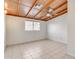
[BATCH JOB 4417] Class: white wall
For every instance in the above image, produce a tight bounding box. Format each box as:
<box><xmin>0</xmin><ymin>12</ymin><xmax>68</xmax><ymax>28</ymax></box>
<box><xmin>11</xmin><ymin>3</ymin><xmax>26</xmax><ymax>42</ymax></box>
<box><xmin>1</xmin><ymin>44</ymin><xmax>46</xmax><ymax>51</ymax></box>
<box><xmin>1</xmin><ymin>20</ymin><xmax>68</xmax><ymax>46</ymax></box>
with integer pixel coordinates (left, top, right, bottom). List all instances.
<box><xmin>67</xmin><ymin>0</ymin><xmax>75</xmax><ymax>57</ymax></box>
<box><xmin>6</xmin><ymin>15</ymin><xmax>47</xmax><ymax>46</ymax></box>
<box><xmin>47</xmin><ymin>14</ymin><xmax>67</xmax><ymax>44</ymax></box>
<box><xmin>47</xmin><ymin>0</ymin><xmax>75</xmax><ymax>56</ymax></box>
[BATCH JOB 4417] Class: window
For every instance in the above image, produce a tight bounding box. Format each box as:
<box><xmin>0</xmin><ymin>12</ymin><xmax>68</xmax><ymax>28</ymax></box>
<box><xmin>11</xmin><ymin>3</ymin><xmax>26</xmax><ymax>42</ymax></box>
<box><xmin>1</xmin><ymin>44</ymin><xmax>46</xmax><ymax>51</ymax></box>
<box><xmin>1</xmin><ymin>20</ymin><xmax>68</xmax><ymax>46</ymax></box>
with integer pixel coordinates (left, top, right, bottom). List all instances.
<box><xmin>25</xmin><ymin>21</ymin><xmax>33</xmax><ymax>31</ymax></box>
<box><xmin>25</xmin><ymin>21</ymin><xmax>40</xmax><ymax>31</ymax></box>
<box><xmin>34</xmin><ymin>22</ymin><xmax>40</xmax><ymax>31</ymax></box>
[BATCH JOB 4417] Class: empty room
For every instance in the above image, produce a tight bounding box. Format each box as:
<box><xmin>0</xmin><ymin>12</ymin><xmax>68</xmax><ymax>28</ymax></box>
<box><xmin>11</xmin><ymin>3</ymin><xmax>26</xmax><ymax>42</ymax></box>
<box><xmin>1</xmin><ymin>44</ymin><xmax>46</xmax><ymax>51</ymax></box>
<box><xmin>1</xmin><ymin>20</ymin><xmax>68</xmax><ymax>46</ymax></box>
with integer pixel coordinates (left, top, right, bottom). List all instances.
<box><xmin>4</xmin><ymin>0</ymin><xmax>75</xmax><ymax>59</ymax></box>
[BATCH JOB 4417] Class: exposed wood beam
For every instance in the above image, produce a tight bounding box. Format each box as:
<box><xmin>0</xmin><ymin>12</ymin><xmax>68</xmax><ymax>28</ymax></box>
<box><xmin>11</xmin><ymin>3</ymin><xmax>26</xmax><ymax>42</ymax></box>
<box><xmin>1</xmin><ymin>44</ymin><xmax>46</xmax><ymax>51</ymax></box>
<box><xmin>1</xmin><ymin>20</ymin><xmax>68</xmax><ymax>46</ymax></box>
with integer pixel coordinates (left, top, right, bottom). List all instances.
<box><xmin>53</xmin><ymin>1</ymin><xmax>67</xmax><ymax>10</ymax></box>
<box><xmin>11</xmin><ymin>0</ymin><xmax>39</xmax><ymax>10</ymax></box>
<box><xmin>6</xmin><ymin>0</ymin><xmax>68</xmax><ymax>21</ymax></box>
<box><xmin>6</xmin><ymin>13</ymin><xmax>46</xmax><ymax>21</ymax></box>
<box><xmin>40</xmin><ymin>1</ymin><xmax>67</xmax><ymax>19</ymax></box>
<box><xmin>53</xmin><ymin>10</ymin><xmax>67</xmax><ymax>18</ymax></box>
<box><xmin>39</xmin><ymin>14</ymin><xmax>46</xmax><ymax>19</ymax></box>
<box><xmin>25</xmin><ymin>0</ymin><xmax>38</xmax><ymax>16</ymax></box>
<box><xmin>44</xmin><ymin>7</ymin><xmax>67</xmax><ymax>19</ymax></box>
<box><xmin>47</xmin><ymin>10</ymin><xmax>67</xmax><ymax>21</ymax></box>
<box><xmin>34</xmin><ymin>0</ymin><xmax>55</xmax><ymax>17</ymax></box>
<box><xmin>57</xmin><ymin>8</ymin><xmax>67</xmax><ymax>14</ymax></box>
<box><xmin>44</xmin><ymin>8</ymin><xmax>67</xmax><ymax>19</ymax></box>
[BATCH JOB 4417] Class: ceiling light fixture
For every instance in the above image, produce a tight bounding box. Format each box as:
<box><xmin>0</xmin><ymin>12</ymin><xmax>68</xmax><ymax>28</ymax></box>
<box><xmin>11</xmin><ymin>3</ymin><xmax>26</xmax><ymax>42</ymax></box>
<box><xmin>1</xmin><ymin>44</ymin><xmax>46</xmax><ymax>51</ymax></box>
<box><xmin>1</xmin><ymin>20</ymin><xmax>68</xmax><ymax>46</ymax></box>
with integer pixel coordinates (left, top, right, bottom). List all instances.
<box><xmin>46</xmin><ymin>13</ymin><xmax>52</xmax><ymax>17</ymax></box>
<box><xmin>47</xmin><ymin>7</ymin><xmax>53</xmax><ymax>12</ymax></box>
<box><xmin>46</xmin><ymin>7</ymin><xmax>53</xmax><ymax>17</ymax></box>
<box><xmin>35</xmin><ymin>3</ymin><xmax>43</xmax><ymax>9</ymax></box>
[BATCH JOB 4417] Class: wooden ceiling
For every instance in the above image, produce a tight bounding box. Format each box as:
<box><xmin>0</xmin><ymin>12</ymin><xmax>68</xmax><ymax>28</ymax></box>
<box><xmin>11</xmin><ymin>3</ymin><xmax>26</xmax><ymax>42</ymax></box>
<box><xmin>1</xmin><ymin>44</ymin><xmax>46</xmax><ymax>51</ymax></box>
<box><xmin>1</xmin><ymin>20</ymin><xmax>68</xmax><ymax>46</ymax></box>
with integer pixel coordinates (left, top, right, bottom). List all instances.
<box><xmin>5</xmin><ymin>0</ymin><xmax>68</xmax><ymax>21</ymax></box>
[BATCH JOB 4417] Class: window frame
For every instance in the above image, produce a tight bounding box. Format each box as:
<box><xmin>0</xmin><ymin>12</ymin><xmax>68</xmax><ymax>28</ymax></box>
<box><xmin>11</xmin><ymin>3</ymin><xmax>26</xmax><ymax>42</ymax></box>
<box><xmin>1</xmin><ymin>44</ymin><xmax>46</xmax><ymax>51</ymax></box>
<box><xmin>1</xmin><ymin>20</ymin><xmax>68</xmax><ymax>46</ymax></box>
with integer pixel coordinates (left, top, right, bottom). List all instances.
<box><xmin>25</xmin><ymin>21</ymin><xmax>40</xmax><ymax>31</ymax></box>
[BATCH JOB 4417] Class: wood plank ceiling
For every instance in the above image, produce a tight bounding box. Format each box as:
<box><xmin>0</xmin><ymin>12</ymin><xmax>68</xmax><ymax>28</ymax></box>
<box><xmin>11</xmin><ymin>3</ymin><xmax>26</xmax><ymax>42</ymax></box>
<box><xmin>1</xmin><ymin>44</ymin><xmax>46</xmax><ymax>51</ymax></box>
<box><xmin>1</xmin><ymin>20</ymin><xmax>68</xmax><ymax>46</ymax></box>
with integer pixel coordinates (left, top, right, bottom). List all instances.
<box><xmin>5</xmin><ymin>0</ymin><xmax>68</xmax><ymax>21</ymax></box>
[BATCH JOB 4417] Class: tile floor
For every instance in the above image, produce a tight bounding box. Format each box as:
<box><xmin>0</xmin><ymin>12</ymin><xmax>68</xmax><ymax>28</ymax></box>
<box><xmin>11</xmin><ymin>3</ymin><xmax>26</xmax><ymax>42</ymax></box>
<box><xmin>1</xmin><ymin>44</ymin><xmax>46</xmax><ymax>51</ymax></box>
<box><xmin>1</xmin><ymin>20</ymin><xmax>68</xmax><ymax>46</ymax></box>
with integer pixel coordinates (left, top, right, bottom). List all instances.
<box><xmin>5</xmin><ymin>40</ymin><xmax>74</xmax><ymax>59</ymax></box>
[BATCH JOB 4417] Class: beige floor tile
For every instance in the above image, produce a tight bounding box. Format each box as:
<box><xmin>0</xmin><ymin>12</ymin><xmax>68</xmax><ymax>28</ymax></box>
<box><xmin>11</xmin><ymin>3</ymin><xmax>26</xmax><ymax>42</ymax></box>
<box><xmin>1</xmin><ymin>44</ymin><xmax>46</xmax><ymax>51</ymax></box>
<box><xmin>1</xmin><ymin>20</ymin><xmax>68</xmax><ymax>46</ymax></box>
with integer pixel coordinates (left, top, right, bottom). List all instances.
<box><xmin>5</xmin><ymin>40</ymin><xmax>74</xmax><ymax>59</ymax></box>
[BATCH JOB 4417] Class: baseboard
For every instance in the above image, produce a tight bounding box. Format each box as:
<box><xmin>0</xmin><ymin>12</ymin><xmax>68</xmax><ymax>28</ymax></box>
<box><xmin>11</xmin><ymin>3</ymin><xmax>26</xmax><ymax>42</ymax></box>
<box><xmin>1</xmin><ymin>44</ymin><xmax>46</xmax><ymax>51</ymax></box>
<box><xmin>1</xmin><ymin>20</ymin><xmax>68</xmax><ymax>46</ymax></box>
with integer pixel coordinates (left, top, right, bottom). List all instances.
<box><xmin>49</xmin><ymin>39</ymin><xmax>67</xmax><ymax>46</ymax></box>
<box><xmin>6</xmin><ymin>39</ymin><xmax>48</xmax><ymax>47</ymax></box>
